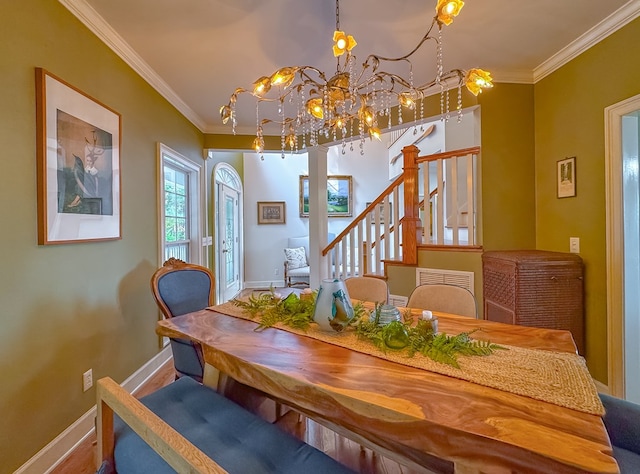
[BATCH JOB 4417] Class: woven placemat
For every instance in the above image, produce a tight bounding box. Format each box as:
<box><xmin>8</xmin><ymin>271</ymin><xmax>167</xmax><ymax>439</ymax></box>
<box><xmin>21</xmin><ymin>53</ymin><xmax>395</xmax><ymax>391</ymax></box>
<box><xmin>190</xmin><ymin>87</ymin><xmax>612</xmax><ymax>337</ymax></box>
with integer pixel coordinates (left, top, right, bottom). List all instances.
<box><xmin>208</xmin><ymin>302</ymin><xmax>604</xmax><ymax>415</ymax></box>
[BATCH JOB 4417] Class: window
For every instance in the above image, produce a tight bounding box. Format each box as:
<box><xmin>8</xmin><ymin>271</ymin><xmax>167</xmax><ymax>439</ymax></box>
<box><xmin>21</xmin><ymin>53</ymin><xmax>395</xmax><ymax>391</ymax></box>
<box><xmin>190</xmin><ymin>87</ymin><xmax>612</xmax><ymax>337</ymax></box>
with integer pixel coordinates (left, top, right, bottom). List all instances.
<box><xmin>163</xmin><ymin>163</ymin><xmax>189</xmax><ymax>260</ymax></box>
<box><xmin>158</xmin><ymin>144</ymin><xmax>203</xmax><ymax>264</ymax></box>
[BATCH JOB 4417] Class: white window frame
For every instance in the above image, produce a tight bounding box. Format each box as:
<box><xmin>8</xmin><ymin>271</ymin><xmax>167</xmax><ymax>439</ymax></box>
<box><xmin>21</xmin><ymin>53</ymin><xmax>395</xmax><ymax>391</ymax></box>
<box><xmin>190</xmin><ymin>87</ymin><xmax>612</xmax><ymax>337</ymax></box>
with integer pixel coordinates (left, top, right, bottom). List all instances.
<box><xmin>157</xmin><ymin>143</ymin><xmax>205</xmax><ymax>265</ymax></box>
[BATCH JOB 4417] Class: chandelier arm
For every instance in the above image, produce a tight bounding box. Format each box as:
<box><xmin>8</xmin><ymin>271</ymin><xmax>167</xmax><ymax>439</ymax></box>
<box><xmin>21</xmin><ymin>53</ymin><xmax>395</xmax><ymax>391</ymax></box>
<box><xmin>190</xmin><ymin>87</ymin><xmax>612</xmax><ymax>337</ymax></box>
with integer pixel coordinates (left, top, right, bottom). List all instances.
<box><xmin>371</xmin><ymin>72</ymin><xmax>415</xmax><ymax>91</ymax></box>
<box><xmin>298</xmin><ymin>66</ymin><xmax>330</xmax><ymax>81</ymax></box>
<box><xmin>364</xmin><ymin>18</ymin><xmax>439</xmax><ymax>67</ymax></box>
<box><xmin>298</xmin><ymin>69</ymin><xmax>329</xmax><ymax>86</ymax></box>
<box><xmin>413</xmin><ymin>69</ymin><xmax>466</xmax><ymax>92</ymax></box>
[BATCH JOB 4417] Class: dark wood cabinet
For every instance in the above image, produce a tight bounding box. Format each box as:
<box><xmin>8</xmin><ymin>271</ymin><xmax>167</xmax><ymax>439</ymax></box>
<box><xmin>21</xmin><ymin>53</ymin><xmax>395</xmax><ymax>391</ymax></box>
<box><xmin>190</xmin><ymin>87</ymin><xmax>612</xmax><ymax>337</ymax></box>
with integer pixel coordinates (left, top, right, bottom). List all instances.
<box><xmin>482</xmin><ymin>250</ymin><xmax>584</xmax><ymax>354</ymax></box>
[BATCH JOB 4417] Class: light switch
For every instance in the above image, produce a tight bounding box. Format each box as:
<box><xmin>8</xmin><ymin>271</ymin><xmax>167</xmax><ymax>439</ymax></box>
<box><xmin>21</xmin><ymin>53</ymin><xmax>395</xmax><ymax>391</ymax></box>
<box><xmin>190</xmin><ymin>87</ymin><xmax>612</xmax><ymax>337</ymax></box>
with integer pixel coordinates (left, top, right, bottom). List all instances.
<box><xmin>569</xmin><ymin>237</ymin><xmax>580</xmax><ymax>254</ymax></box>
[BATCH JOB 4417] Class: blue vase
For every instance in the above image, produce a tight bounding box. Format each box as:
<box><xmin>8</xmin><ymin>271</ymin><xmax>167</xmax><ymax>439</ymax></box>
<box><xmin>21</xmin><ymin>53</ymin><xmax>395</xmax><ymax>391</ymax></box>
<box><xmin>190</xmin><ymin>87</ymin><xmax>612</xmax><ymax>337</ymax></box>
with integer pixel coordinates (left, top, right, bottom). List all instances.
<box><xmin>313</xmin><ymin>278</ymin><xmax>355</xmax><ymax>332</ymax></box>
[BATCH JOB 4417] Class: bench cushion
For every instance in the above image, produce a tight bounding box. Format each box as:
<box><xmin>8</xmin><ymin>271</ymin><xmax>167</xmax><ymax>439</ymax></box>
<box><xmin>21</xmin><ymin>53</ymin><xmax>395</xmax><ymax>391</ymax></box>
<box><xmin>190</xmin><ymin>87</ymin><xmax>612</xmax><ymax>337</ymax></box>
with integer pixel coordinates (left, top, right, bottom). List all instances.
<box><xmin>600</xmin><ymin>393</ymin><xmax>640</xmax><ymax>473</ymax></box>
<box><xmin>287</xmin><ymin>266</ymin><xmax>310</xmax><ymax>277</ymax></box>
<box><xmin>113</xmin><ymin>376</ymin><xmax>354</xmax><ymax>473</ymax></box>
<box><xmin>613</xmin><ymin>446</ymin><xmax>640</xmax><ymax>473</ymax></box>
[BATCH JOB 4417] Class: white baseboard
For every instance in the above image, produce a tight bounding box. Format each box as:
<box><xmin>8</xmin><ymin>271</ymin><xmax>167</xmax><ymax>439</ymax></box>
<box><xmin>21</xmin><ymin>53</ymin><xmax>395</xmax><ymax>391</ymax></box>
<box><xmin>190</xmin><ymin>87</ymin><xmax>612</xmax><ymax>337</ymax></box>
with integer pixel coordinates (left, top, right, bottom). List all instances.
<box><xmin>244</xmin><ymin>280</ymin><xmax>285</xmax><ymax>289</ymax></box>
<box><xmin>15</xmin><ymin>346</ymin><xmax>172</xmax><ymax>474</ymax></box>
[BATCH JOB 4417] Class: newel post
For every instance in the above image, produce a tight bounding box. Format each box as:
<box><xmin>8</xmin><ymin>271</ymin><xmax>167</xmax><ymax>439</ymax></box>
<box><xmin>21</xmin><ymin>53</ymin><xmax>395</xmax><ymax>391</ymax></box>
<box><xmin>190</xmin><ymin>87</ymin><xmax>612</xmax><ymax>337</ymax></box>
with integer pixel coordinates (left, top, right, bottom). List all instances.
<box><xmin>402</xmin><ymin>144</ymin><xmax>421</xmax><ymax>265</ymax></box>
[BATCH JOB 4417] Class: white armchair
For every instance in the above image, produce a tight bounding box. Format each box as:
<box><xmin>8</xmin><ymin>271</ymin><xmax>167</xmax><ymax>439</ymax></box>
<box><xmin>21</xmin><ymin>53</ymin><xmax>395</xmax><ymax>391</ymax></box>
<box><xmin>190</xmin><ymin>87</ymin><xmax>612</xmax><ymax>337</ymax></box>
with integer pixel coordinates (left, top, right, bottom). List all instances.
<box><xmin>283</xmin><ymin>234</ymin><xmax>339</xmax><ymax>287</ymax></box>
<box><xmin>283</xmin><ymin>236</ymin><xmax>310</xmax><ymax>287</ymax></box>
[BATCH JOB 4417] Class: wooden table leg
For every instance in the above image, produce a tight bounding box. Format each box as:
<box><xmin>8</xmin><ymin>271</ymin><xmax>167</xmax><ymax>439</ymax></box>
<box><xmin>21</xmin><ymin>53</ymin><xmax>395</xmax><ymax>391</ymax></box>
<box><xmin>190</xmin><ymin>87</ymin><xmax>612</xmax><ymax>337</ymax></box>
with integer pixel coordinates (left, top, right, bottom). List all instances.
<box><xmin>203</xmin><ymin>362</ymin><xmax>220</xmax><ymax>389</ymax></box>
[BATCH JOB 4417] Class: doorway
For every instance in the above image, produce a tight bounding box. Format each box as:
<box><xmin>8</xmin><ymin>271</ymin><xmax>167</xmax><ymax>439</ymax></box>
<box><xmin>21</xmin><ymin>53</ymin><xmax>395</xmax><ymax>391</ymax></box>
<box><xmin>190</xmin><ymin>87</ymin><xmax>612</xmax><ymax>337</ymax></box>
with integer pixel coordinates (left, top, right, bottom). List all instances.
<box><xmin>605</xmin><ymin>94</ymin><xmax>640</xmax><ymax>402</ymax></box>
<box><xmin>214</xmin><ymin>163</ymin><xmax>243</xmax><ymax>303</ymax></box>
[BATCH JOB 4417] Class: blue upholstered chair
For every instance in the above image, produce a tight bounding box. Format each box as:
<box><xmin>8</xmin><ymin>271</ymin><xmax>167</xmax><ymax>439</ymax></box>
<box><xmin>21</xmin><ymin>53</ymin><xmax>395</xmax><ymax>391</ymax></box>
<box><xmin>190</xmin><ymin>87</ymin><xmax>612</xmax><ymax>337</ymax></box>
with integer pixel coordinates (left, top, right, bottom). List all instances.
<box><xmin>150</xmin><ymin>258</ymin><xmax>215</xmax><ymax>382</ymax></box>
<box><xmin>600</xmin><ymin>393</ymin><xmax>640</xmax><ymax>473</ymax></box>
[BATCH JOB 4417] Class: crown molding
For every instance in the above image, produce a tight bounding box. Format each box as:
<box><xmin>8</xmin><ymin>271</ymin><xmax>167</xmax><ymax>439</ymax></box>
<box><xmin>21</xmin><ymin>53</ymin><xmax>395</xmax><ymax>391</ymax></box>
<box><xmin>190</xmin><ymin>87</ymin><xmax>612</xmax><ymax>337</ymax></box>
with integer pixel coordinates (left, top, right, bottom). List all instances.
<box><xmin>60</xmin><ymin>0</ymin><xmax>640</xmax><ymax>131</ymax></box>
<box><xmin>491</xmin><ymin>70</ymin><xmax>534</xmax><ymax>85</ymax></box>
<box><xmin>59</xmin><ymin>0</ymin><xmax>207</xmax><ymax>132</ymax></box>
<box><xmin>534</xmin><ymin>0</ymin><xmax>640</xmax><ymax>82</ymax></box>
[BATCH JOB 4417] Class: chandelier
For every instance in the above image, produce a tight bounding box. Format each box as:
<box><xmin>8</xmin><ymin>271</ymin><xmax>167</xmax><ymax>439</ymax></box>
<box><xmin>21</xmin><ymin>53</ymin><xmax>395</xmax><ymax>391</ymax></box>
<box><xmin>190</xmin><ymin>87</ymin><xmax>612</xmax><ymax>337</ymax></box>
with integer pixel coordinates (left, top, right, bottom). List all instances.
<box><xmin>219</xmin><ymin>0</ymin><xmax>492</xmax><ymax>157</ymax></box>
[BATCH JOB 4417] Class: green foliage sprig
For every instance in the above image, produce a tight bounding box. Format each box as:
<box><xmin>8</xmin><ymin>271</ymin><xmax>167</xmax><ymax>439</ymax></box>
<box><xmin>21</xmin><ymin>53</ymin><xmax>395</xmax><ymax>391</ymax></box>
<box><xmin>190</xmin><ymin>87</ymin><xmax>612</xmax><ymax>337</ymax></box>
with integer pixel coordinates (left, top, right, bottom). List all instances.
<box><xmin>232</xmin><ymin>288</ymin><xmax>317</xmax><ymax>331</ymax></box>
<box><xmin>355</xmin><ymin>303</ymin><xmax>506</xmax><ymax>369</ymax></box>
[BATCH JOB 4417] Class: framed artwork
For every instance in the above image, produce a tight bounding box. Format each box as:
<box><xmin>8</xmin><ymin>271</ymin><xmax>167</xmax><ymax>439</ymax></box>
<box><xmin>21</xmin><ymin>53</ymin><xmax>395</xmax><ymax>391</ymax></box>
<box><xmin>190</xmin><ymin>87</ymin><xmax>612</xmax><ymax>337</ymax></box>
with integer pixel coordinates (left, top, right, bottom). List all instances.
<box><xmin>35</xmin><ymin>68</ymin><xmax>121</xmax><ymax>244</ymax></box>
<box><xmin>366</xmin><ymin>201</ymin><xmax>392</xmax><ymax>225</ymax></box>
<box><xmin>557</xmin><ymin>156</ymin><xmax>576</xmax><ymax>198</ymax></box>
<box><xmin>257</xmin><ymin>201</ymin><xmax>286</xmax><ymax>224</ymax></box>
<box><xmin>299</xmin><ymin>175</ymin><xmax>353</xmax><ymax>218</ymax></box>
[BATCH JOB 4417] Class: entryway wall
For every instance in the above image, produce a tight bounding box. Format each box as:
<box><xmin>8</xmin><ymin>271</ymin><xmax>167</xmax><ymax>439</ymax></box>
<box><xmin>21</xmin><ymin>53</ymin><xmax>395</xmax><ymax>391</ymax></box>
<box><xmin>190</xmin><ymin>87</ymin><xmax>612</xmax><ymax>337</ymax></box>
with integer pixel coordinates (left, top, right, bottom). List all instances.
<box><xmin>242</xmin><ymin>138</ymin><xmax>392</xmax><ymax>288</ymax></box>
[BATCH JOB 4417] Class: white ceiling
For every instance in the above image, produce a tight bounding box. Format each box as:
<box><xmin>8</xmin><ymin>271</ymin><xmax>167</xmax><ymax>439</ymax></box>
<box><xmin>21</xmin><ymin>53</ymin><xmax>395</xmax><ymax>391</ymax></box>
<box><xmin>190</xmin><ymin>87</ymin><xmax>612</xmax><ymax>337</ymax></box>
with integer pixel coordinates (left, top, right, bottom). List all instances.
<box><xmin>65</xmin><ymin>0</ymin><xmax>639</xmax><ymax>134</ymax></box>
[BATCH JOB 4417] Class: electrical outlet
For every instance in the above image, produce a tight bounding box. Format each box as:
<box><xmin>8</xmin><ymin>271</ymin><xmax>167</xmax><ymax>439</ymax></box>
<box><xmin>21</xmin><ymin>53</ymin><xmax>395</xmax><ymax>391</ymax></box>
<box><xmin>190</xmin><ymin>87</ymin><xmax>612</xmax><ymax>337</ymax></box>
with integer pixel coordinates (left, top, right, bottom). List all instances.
<box><xmin>569</xmin><ymin>237</ymin><xmax>580</xmax><ymax>254</ymax></box>
<box><xmin>274</xmin><ymin>268</ymin><xmax>279</xmax><ymax>276</ymax></box>
<box><xmin>82</xmin><ymin>369</ymin><xmax>93</xmax><ymax>392</ymax></box>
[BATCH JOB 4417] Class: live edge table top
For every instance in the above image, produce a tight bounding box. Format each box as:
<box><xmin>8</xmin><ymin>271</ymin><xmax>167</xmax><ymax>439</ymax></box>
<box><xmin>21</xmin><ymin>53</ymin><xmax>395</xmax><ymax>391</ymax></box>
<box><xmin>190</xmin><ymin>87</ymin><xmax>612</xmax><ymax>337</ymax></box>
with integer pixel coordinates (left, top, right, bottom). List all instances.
<box><xmin>157</xmin><ymin>308</ymin><xmax>618</xmax><ymax>474</ymax></box>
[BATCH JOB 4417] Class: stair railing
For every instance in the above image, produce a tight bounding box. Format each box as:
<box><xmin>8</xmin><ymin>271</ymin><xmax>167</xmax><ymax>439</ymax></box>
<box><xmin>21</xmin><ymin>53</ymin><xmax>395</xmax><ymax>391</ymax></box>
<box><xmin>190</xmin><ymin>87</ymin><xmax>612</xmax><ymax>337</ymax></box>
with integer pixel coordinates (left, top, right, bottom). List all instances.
<box><xmin>323</xmin><ymin>145</ymin><xmax>480</xmax><ymax>279</ymax></box>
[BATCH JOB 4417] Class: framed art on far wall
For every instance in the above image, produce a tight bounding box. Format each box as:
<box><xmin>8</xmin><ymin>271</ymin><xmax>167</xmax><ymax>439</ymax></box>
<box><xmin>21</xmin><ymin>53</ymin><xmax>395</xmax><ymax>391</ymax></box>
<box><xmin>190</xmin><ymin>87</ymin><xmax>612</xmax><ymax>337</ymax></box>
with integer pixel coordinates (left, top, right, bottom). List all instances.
<box><xmin>557</xmin><ymin>156</ymin><xmax>576</xmax><ymax>198</ymax></box>
<box><xmin>257</xmin><ymin>201</ymin><xmax>286</xmax><ymax>224</ymax></box>
<box><xmin>299</xmin><ymin>175</ymin><xmax>353</xmax><ymax>217</ymax></box>
<box><xmin>35</xmin><ymin>68</ymin><xmax>122</xmax><ymax>244</ymax></box>
<box><xmin>366</xmin><ymin>201</ymin><xmax>392</xmax><ymax>225</ymax></box>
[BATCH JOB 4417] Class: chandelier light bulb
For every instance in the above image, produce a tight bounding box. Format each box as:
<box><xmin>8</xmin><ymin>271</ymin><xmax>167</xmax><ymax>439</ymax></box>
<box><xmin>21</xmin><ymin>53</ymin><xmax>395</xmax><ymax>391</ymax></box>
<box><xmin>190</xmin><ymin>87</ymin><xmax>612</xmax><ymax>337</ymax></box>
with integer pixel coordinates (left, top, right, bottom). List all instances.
<box><xmin>306</xmin><ymin>98</ymin><xmax>324</xmax><ymax>119</ymax></box>
<box><xmin>464</xmin><ymin>68</ymin><xmax>494</xmax><ymax>96</ymax></box>
<box><xmin>369</xmin><ymin>127</ymin><xmax>382</xmax><ymax>141</ymax></box>
<box><xmin>333</xmin><ymin>30</ymin><xmax>357</xmax><ymax>57</ymax></box>
<box><xmin>252</xmin><ymin>76</ymin><xmax>271</xmax><ymax>96</ymax></box>
<box><xmin>436</xmin><ymin>0</ymin><xmax>464</xmax><ymax>26</ymax></box>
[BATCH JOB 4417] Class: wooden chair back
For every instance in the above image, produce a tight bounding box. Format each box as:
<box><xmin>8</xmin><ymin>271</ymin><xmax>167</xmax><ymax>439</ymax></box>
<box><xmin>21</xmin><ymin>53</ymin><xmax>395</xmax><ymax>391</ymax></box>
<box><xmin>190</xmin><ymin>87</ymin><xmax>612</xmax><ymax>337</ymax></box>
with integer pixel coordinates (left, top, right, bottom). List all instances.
<box><xmin>345</xmin><ymin>277</ymin><xmax>389</xmax><ymax>305</ymax></box>
<box><xmin>407</xmin><ymin>283</ymin><xmax>477</xmax><ymax>318</ymax></box>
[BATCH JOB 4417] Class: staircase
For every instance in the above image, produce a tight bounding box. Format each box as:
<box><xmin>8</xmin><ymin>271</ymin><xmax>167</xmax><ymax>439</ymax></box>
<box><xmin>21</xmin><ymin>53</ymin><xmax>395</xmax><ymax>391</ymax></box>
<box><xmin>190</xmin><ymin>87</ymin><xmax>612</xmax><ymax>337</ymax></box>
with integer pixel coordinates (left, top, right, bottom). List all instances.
<box><xmin>323</xmin><ymin>145</ymin><xmax>481</xmax><ymax>279</ymax></box>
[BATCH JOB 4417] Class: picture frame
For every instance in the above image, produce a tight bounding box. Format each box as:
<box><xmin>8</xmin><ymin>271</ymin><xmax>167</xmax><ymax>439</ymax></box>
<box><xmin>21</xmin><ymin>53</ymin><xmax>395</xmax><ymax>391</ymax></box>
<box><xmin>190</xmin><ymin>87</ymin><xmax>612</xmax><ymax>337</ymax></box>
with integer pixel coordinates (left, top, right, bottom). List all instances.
<box><xmin>366</xmin><ymin>201</ymin><xmax>392</xmax><ymax>225</ymax></box>
<box><xmin>257</xmin><ymin>201</ymin><xmax>286</xmax><ymax>224</ymax></box>
<box><xmin>35</xmin><ymin>68</ymin><xmax>121</xmax><ymax>244</ymax></box>
<box><xmin>299</xmin><ymin>175</ymin><xmax>353</xmax><ymax>218</ymax></box>
<box><xmin>557</xmin><ymin>156</ymin><xmax>576</xmax><ymax>198</ymax></box>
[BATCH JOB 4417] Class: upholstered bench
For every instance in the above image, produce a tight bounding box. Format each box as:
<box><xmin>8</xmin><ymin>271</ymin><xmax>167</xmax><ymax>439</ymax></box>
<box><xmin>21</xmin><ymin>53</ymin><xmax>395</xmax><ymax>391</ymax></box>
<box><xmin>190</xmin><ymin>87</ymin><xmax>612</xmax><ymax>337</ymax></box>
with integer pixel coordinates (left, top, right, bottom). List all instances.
<box><xmin>600</xmin><ymin>393</ymin><xmax>640</xmax><ymax>473</ymax></box>
<box><xmin>96</xmin><ymin>376</ymin><xmax>355</xmax><ymax>473</ymax></box>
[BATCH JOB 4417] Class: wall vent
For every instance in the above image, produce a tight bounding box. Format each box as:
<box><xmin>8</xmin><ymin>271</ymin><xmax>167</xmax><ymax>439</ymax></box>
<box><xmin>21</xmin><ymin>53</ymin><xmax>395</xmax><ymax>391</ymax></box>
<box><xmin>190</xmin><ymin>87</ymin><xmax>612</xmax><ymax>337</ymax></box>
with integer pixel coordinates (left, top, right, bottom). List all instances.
<box><xmin>415</xmin><ymin>268</ymin><xmax>475</xmax><ymax>294</ymax></box>
<box><xmin>389</xmin><ymin>294</ymin><xmax>408</xmax><ymax>307</ymax></box>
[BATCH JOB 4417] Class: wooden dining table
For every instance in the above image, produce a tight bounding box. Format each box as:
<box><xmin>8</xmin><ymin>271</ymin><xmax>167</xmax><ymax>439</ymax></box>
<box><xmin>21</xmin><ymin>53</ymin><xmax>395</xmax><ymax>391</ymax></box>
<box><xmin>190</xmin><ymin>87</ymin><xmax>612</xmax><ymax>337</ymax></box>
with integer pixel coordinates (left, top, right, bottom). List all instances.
<box><xmin>156</xmin><ymin>303</ymin><xmax>618</xmax><ymax>474</ymax></box>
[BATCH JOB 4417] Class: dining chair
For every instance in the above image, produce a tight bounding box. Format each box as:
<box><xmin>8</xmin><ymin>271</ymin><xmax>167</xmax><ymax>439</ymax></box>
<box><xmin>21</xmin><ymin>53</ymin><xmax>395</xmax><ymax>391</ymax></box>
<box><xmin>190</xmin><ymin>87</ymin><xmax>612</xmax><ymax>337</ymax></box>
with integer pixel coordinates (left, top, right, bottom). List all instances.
<box><xmin>345</xmin><ymin>276</ymin><xmax>389</xmax><ymax>304</ymax></box>
<box><xmin>599</xmin><ymin>392</ymin><xmax>640</xmax><ymax>473</ymax></box>
<box><xmin>407</xmin><ymin>283</ymin><xmax>477</xmax><ymax>318</ymax></box>
<box><xmin>150</xmin><ymin>257</ymin><xmax>215</xmax><ymax>382</ymax></box>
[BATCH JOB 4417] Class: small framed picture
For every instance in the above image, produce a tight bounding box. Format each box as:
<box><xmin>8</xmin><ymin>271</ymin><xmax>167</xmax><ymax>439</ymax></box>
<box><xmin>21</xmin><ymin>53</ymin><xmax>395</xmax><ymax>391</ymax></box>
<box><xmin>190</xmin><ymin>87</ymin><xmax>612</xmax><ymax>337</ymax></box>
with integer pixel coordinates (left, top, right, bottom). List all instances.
<box><xmin>257</xmin><ymin>201</ymin><xmax>285</xmax><ymax>224</ymax></box>
<box><xmin>557</xmin><ymin>156</ymin><xmax>576</xmax><ymax>198</ymax></box>
<box><xmin>366</xmin><ymin>201</ymin><xmax>392</xmax><ymax>225</ymax></box>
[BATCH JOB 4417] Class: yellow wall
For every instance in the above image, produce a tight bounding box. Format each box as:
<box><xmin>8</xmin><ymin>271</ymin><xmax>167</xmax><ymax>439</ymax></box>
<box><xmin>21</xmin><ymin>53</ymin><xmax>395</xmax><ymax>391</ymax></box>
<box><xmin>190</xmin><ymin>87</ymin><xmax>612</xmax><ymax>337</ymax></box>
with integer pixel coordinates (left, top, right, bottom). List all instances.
<box><xmin>0</xmin><ymin>0</ymin><xmax>204</xmax><ymax>470</ymax></box>
<box><xmin>534</xmin><ymin>16</ymin><xmax>640</xmax><ymax>383</ymax></box>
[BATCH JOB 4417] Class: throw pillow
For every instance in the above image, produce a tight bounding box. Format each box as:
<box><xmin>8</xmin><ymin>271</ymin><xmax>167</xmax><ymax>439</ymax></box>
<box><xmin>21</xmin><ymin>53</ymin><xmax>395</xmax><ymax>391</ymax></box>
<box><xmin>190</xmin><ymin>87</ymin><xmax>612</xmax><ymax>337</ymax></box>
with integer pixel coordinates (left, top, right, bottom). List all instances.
<box><xmin>284</xmin><ymin>246</ymin><xmax>307</xmax><ymax>270</ymax></box>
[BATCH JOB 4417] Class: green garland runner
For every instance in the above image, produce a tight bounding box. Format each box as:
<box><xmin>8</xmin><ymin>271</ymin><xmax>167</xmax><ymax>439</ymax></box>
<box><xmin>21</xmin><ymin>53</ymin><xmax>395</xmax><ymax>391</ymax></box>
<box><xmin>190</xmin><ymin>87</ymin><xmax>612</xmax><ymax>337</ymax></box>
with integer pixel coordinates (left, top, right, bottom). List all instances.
<box><xmin>231</xmin><ymin>289</ymin><xmax>318</xmax><ymax>331</ymax></box>
<box><xmin>232</xmin><ymin>289</ymin><xmax>506</xmax><ymax>369</ymax></box>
